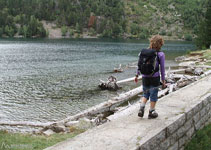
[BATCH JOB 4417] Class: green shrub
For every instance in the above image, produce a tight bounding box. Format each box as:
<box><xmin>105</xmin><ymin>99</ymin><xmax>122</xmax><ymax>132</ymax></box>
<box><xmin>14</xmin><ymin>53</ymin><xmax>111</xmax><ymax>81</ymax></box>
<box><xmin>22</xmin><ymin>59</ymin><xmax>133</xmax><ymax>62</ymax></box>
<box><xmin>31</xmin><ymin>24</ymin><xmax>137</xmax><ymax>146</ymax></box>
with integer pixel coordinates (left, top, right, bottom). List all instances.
<box><xmin>185</xmin><ymin>124</ymin><xmax>211</xmax><ymax>150</ymax></box>
<box><xmin>167</xmin><ymin>32</ymin><xmax>172</xmax><ymax>36</ymax></box>
<box><xmin>184</xmin><ymin>34</ymin><xmax>192</xmax><ymax>41</ymax></box>
<box><xmin>89</xmin><ymin>28</ymin><xmax>96</xmax><ymax>36</ymax></box>
<box><xmin>177</xmin><ymin>33</ymin><xmax>183</xmax><ymax>39</ymax></box>
<box><xmin>4</xmin><ymin>25</ymin><xmax>15</xmax><ymax>37</ymax></box>
<box><xmin>69</xmin><ymin>29</ymin><xmax>74</xmax><ymax>37</ymax></box>
<box><xmin>61</xmin><ymin>26</ymin><xmax>67</xmax><ymax>36</ymax></box>
<box><xmin>160</xmin><ymin>30</ymin><xmax>166</xmax><ymax>36</ymax></box>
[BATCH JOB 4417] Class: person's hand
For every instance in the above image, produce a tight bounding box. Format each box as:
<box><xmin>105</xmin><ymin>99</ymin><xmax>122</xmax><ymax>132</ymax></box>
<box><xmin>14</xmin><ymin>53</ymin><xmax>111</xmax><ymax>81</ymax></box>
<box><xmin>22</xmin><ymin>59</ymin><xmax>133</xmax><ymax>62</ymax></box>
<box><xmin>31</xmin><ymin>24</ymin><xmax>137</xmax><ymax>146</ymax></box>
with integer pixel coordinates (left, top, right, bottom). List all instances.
<box><xmin>134</xmin><ymin>76</ymin><xmax>138</xmax><ymax>83</ymax></box>
<box><xmin>162</xmin><ymin>81</ymin><xmax>167</xmax><ymax>89</ymax></box>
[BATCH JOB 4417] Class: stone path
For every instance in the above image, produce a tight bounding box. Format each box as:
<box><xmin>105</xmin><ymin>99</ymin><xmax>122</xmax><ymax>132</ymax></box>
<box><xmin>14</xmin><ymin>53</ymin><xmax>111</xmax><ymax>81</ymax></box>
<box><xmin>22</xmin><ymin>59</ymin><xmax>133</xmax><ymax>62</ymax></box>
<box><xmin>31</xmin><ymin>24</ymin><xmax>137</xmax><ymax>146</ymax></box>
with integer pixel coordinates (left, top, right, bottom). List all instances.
<box><xmin>45</xmin><ymin>75</ymin><xmax>211</xmax><ymax>150</ymax></box>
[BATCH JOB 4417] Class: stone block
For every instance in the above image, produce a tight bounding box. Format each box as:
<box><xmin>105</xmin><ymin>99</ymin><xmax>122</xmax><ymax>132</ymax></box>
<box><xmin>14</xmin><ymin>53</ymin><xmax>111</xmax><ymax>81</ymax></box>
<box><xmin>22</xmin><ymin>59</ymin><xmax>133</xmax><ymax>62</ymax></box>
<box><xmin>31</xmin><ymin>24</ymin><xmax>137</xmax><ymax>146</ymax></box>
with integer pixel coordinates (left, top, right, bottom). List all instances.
<box><xmin>208</xmin><ymin>109</ymin><xmax>211</xmax><ymax>117</ymax></box>
<box><xmin>184</xmin><ymin>119</ymin><xmax>193</xmax><ymax>132</ymax></box>
<box><xmin>168</xmin><ymin>142</ymin><xmax>178</xmax><ymax>150</ymax></box>
<box><xmin>176</xmin><ymin>119</ymin><xmax>193</xmax><ymax>139</ymax></box>
<box><xmin>207</xmin><ymin>95</ymin><xmax>211</xmax><ymax>103</ymax></box>
<box><xmin>159</xmin><ymin>138</ymin><xmax>171</xmax><ymax>150</ymax></box>
<box><xmin>200</xmin><ymin>107</ymin><xmax>207</xmax><ymax>117</ymax></box>
<box><xmin>205</xmin><ymin>104</ymin><xmax>210</xmax><ymax>113</ymax></box>
<box><xmin>139</xmin><ymin>142</ymin><xmax>150</xmax><ymax>150</ymax></box>
<box><xmin>202</xmin><ymin>98</ymin><xmax>209</xmax><ymax>107</ymax></box>
<box><xmin>142</xmin><ymin>129</ymin><xmax>166</xmax><ymax>150</ymax></box>
<box><xmin>179</xmin><ymin>135</ymin><xmax>188</xmax><ymax>148</ymax></box>
<box><xmin>186</xmin><ymin>127</ymin><xmax>195</xmax><ymax>139</ymax></box>
<box><xmin>201</xmin><ymin>114</ymin><xmax>209</xmax><ymax>125</ymax></box>
<box><xmin>167</xmin><ymin>115</ymin><xmax>186</xmax><ymax>137</ymax></box>
<box><xmin>193</xmin><ymin>112</ymin><xmax>200</xmax><ymax>124</ymax></box>
<box><xmin>192</xmin><ymin>102</ymin><xmax>203</xmax><ymax>115</ymax></box>
<box><xmin>194</xmin><ymin>119</ymin><xmax>202</xmax><ymax>130</ymax></box>
<box><xmin>177</xmin><ymin>126</ymin><xmax>186</xmax><ymax>139</ymax></box>
<box><xmin>186</xmin><ymin>109</ymin><xmax>194</xmax><ymax>121</ymax></box>
<box><xmin>170</xmin><ymin>132</ymin><xmax>178</xmax><ymax>146</ymax></box>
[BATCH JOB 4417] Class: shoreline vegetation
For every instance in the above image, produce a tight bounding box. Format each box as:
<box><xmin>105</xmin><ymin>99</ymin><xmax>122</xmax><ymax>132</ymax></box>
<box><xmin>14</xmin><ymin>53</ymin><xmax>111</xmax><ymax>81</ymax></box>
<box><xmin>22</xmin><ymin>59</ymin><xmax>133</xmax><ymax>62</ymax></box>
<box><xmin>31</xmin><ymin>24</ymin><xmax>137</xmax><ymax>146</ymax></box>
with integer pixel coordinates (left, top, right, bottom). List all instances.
<box><xmin>0</xmin><ymin>49</ymin><xmax>210</xmax><ymax>150</ymax></box>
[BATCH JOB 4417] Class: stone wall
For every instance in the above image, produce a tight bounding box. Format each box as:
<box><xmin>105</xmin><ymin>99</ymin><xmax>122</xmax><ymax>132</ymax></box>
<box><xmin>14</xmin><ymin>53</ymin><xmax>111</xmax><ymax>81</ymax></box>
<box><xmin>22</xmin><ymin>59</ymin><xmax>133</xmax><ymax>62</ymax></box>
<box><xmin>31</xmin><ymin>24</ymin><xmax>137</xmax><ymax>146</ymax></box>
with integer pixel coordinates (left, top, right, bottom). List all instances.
<box><xmin>138</xmin><ymin>93</ymin><xmax>211</xmax><ymax>150</ymax></box>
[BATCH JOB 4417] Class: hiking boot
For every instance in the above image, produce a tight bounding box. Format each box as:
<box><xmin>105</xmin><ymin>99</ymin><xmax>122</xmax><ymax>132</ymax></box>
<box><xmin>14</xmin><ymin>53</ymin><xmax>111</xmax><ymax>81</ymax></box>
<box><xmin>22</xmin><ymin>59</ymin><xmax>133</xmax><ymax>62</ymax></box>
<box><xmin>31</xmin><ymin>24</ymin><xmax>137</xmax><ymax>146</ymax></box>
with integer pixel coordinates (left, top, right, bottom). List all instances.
<box><xmin>148</xmin><ymin>109</ymin><xmax>158</xmax><ymax>119</ymax></box>
<box><xmin>138</xmin><ymin>106</ymin><xmax>145</xmax><ymax>117</ymax></box>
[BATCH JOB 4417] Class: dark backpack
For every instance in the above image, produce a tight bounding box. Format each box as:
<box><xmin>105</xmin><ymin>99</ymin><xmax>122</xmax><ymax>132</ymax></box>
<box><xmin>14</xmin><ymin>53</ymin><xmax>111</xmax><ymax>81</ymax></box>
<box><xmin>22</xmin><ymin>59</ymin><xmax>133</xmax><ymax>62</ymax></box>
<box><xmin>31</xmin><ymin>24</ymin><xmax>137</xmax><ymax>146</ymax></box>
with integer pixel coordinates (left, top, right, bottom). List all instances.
<box><xmin>138</xmin><ymin>49</ymin><xmax>160</xmax><ymax>75</ymax></box>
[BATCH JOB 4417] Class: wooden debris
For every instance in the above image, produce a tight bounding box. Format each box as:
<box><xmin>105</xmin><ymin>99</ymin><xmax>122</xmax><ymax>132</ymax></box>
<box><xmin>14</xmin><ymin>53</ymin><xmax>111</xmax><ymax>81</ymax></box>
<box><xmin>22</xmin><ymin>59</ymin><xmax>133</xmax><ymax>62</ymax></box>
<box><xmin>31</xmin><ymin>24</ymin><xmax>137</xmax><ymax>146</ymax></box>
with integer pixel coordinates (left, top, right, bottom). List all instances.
<box><xmin>114</xmin><ymin>64</ymin><xmax>123</xmax><ymax>72</ymax></box>
<box><xmin>117</xmin><ymin>76</ymin><xmax>142</xmax><ymax>84</ymax></box>
<box><xmin>179</xmin><ymin>61</ymin><xmax>196</xmax><ymax>67</ymax></box>
<box><xmin>194</xmin><ymin>68</ymin><xmax>204</xmax><ymax>75</ymax></box>
<box><xmin>175</xmin><ymin>56</ymin><xmax>187</xmax><ymax>62</ymax></box>
<box><xmin>57</xmin><ymin>86</ymin><xmax>143</xmax><ymax>125</ymax></box>
<box><xmin>99</xmin><ymin>76</ymin><xmax>120</xmax><ymax>90</ymax></box>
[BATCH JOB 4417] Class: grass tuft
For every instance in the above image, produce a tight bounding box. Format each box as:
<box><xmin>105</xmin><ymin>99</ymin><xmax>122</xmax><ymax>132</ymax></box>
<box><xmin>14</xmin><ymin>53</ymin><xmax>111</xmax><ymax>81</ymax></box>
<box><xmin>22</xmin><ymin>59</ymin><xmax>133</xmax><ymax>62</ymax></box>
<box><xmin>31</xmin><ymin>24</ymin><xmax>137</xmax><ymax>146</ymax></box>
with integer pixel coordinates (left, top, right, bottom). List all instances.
<box><xmin>0</xmin><ymin>129</ymin><xmax>84</xmax><ymax>150</ymax></box>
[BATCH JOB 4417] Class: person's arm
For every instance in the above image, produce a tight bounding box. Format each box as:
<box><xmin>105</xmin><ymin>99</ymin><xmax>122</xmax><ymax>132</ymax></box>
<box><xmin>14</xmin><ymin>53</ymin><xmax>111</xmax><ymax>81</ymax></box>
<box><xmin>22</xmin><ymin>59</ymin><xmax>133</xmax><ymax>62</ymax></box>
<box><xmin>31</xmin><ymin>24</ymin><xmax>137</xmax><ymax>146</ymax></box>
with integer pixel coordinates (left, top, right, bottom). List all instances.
<box><xmin>134</xmin><ymin>69</ymin><xmax>140</xmax><ymax>83</ymax></box>
<box><xmin>160</xmin><ymin>53</ymin><xmax>166</xmax><ymax>88</ymax></box>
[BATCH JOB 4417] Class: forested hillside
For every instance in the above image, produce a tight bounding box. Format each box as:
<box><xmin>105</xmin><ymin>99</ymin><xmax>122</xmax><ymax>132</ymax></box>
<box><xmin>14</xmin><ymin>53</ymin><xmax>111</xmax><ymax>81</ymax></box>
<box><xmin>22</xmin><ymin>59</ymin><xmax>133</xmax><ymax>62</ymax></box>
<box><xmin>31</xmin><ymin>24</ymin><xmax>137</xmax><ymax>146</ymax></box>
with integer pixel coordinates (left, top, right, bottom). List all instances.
<box><xmin>0</xmin><ymin>0</ymin><xmax>209</xmax><ymax>40</ymax></box>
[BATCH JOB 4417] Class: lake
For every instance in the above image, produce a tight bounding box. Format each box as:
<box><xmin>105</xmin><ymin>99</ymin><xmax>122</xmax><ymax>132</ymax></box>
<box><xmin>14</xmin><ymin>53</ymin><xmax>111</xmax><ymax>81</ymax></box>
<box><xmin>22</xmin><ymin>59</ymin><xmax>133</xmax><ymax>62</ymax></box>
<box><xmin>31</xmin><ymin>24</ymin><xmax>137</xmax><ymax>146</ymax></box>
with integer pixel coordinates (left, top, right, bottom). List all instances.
<box><xmin>0</xmin><ymin>39</ymin><xmax>196</xmax><ymax>123</ymax></box>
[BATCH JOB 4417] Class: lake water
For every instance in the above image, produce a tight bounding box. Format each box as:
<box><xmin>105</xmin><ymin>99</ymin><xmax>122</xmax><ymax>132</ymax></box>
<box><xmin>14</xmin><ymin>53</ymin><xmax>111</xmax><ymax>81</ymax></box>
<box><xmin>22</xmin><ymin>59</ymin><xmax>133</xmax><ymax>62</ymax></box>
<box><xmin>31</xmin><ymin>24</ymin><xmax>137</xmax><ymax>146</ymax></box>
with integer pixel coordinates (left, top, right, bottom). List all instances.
<box><xmin>0</xmin><ymin>39</ymin><xmax>196</xmax><ymax>123</ymax></box>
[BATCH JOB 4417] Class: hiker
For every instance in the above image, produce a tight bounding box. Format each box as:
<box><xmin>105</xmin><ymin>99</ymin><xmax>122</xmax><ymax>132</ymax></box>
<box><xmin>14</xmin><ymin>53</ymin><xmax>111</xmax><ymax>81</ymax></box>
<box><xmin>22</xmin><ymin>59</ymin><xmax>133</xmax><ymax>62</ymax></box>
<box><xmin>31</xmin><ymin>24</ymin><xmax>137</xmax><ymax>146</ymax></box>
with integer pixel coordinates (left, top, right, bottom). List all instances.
<box><xmin>134</xmin><ymin>35</ymin><xmax>166</xmax><ymax>119</ymax></box>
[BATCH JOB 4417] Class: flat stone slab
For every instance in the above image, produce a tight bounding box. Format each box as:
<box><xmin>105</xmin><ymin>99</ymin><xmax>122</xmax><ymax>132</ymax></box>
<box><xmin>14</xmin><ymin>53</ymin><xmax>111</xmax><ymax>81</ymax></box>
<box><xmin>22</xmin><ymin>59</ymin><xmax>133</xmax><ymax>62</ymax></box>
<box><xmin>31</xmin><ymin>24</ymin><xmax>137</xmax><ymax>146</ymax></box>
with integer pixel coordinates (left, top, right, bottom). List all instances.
<box><xmin>45</xmin><ymin>75</ymin><xmax>211</xmax><ymax>150</ymax></box>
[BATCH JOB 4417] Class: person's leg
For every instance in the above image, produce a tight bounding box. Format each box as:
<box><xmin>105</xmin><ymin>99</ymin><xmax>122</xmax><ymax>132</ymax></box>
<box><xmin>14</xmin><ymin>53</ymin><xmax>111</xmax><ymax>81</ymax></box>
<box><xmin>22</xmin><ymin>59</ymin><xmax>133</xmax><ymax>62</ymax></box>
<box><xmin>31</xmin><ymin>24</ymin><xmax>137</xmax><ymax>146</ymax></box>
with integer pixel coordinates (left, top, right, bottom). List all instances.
<box><xmin>148</xmin><ymin>86</ymin><xmax>158</xmax><ymax>119</ymax></box>
<box><xmin>140</xmin><ymin>97</ymin><xmax>148</xmax><ymax>107</ymax></box>
<box><xmin>150</xmin><ymin>101</ymin><xmax>156</xmax><ymax>110</ymax></box>
<box><xmin>138</xmin><ymin>86</ymin><xmax>149</xmax><ymax>117</ymax></box>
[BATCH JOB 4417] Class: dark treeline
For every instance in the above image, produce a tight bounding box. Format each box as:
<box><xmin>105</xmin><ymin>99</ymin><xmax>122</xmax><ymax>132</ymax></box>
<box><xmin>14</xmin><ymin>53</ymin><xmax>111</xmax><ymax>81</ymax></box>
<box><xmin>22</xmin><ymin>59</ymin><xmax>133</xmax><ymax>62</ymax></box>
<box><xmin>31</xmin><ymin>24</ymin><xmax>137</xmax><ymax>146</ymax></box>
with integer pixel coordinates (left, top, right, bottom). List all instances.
<box><xmin>0</xmin><ymin>0</ymin><xmax>126</xmax><ymax>38</ymax></box>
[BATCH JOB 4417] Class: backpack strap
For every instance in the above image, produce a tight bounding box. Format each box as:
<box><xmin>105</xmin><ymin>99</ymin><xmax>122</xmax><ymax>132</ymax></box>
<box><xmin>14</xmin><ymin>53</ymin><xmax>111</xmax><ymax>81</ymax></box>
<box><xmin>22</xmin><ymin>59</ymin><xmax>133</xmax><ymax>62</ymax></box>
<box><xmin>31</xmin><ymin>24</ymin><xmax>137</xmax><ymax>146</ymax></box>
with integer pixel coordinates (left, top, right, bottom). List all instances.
<box><xmin>151</xmin><ymin>51</ymin><xmax>160</xmax><ymax>76</ymax></box>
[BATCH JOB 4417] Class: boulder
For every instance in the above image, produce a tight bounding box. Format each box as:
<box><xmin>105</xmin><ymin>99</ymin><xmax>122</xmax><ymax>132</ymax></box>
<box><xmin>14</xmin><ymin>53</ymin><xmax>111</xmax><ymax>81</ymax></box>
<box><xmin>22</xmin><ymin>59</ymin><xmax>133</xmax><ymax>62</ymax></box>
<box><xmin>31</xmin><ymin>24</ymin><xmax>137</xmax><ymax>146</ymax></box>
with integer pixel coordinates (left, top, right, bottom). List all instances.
<box><xmin>43</xmin><ymin>129</ymin><xmax>55</xmax><ymax>136</ymax></box>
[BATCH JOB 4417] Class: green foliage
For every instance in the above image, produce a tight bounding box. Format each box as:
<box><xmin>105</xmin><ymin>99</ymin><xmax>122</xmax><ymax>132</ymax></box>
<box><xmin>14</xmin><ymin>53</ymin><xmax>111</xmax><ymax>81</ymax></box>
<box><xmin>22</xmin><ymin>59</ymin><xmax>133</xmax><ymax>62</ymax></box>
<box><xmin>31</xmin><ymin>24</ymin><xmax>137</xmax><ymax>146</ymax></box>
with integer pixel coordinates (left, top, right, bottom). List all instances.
<box><xmin>69</xmin><ymin>28</ymin><xmax>74</xmax><ymax>37</ymax></box>
<box><xmin>167</xmin><ymin>32</ymin><xmax>172</xmax><ymax>36</ymax></box>
<box><xmin>184</xmin><ymin>34</ymin><xmax>193</xmax><ymax>41</ymax></box>
<box><xmin>196</xmin><ymin>0</ymin><xmax>211</xmax><ymax>49</ymax></box>
<box><xmin>130</xmin><ymin>23</ymin><xmax>141</xmax><ymax>35</ymax></box>
<box><xmin>102</xmin><ymin>28</ymin><xmax>113</xmax><ymax>38</ymax></box>
<box><xmin>4</xmin><ymin>25</ymin><xmax>15</xmax><ymax>37</ymax></box>
<box><xmin>185</xmin><ymin>124</ymin><xmax>211</xmax><ymax>150</ymax></box>
<box><xmin>0</xmin><ymin>0</ymin><xmax>208</xmax><ymax>39</ymax></box>
<box><xmin>89</xmin><ymin>28</ymin><xmax>96</xmax><ymax>36</ymax></box>
<box><xmin>61</xmin><ymin>26</ymin><xmax>68</xmax><ymax>36</ymax></box>
<box><xmin>76</xmin><ymin>23</ymin><xmax>82</xmax><ymax>34</ymax></box>
<box><xmin>160</xmin><ymin>30</ymin><xmax>166</xmax><ymax>36</ymax></box>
